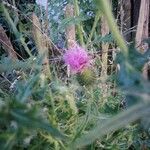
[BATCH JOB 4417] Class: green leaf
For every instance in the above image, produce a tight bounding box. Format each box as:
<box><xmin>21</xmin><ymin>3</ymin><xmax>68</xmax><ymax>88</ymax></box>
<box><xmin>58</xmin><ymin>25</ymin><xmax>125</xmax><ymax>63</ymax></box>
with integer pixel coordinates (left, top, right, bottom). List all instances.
<box><xmin>59</xmin><ymin>14</ymin><xmax>90</xmax><ymax>31</ymax></box>
<box><xmin>72</xmin><ymin>103</ymin><xmax>150</xmax><ymax>148</ymax></box>
<box><xmin>10</xmin><ymin>110</ymin><xmax>67</xmax><ymax>141</ymax></box>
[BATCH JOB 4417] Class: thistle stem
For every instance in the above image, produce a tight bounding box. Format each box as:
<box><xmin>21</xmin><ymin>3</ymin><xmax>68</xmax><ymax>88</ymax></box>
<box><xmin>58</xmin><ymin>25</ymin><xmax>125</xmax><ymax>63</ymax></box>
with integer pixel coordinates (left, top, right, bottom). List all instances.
<box><xmin>74</xmin><ymin>0</ymin><xmax>84</xmax><ymax>46</ymax></box>
<box><xmin>86</xmin><ymin>11</ymin><xmax>101</xmax><ymax>48</ymax></box>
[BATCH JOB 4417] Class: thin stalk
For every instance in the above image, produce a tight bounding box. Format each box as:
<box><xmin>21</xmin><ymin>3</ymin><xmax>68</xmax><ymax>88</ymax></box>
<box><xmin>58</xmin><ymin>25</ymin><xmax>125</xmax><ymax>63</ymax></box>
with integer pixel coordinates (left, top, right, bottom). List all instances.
<box><xmin>74</xmin><ymin>0</ymin><xmax>84</xmax><ymax>46</ymax></box>
<box><xmin>86</xmin><ymin>11</ymin><xmax>101</xmax><ymax>47</ymax></box>
<box><xmin>96</xmin><ymin>0</ymin><xmax>128</xmax><ymax>58</ymax></box>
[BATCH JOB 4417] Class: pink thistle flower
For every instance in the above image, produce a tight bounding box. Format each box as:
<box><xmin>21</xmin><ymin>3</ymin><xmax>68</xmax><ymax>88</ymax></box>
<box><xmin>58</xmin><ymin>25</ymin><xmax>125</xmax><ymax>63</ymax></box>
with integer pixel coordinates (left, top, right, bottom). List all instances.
<box><xmin>64</xmin><ymin>43</ymin><xmax>91</xmax><ymax>74</ymax></box>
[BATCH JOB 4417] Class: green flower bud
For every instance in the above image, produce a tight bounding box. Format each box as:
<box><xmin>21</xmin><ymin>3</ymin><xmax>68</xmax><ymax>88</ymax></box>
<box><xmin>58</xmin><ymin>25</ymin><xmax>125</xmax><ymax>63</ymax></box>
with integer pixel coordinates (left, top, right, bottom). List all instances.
<box><xmin>76</xmin><ymin>68</ymin><xmax>96</xmax><ymax>86</ymax></box>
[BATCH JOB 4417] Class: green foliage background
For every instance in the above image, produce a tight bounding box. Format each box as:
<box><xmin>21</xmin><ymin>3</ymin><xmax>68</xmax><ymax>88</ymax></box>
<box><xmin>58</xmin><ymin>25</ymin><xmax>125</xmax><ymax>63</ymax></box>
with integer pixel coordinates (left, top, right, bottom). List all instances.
<box><xmin>0</xmin><ymin>0</ymin><xmax>150</xmax><ymax>150</ymax></box>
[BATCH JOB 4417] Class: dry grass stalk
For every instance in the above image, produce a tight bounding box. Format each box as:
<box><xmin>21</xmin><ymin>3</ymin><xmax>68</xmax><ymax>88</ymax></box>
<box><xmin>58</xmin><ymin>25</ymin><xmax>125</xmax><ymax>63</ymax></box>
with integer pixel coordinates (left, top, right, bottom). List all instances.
<box><xmin>135</xmin><ymin>0</ymin><xmax>149</xmax><ymax>53</ymax></box>
<box><xmin>119</xmin><ymin>0</ymin><xmax>132</xmax><ymax>41</ymax></box>
<box><xmin>101</xmin><ymin>16</ymin><xmax>109</xmax><ymax>79</ymax></box>
<box><xmin>100</xmin><ymin>0</ymin><xmax>117</xmax><ymax>104</ymax></box>
<box><xmin>32</xmin><ymin>13</ymin><xmax>51</xmax><ymax>80</ymax></box>
<box><xmin>135</xmin><ymin>1</ymin><xmax>150</xmax><ymax>80</ymax></box>
<box><xmin>65</xmin><ymin>4</ymin><xmax>76</xmax><ymax>77</ymax></box>
<box><xmin>0</xmin><ymin>25</ymin><xmax>17</xmax><ymax>59</ymax></box>
<box><xmin>100</xmin><ymin>14</ymin><xmax>110</xmax><ymax>102</ymax></box>
<box><xmin>65</xmin><ymin>4</ymin><xmax>76</xmax><ymax>48</ymax></box>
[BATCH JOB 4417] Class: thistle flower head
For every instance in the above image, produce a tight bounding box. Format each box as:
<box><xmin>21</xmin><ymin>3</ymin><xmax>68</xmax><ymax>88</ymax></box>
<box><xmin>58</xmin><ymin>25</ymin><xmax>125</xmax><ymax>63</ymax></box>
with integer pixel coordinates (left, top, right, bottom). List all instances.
<box><xmin>64</xmin><ymin>43</ymin><xmax>90</xmax><ymax>73</ymax></box>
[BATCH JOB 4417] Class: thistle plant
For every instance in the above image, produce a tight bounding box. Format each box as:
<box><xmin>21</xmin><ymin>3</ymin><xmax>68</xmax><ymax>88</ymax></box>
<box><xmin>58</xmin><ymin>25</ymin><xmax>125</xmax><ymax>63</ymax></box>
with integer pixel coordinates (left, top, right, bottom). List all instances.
<box><xmin>0</xmin><ymin>0</ymin><xmax>150</xmax><ymax>149</ymax></box>
<box><xmin>64</xmin><ymin>43</ymin><xmax>95</xmax><ymax>86</ymax></box>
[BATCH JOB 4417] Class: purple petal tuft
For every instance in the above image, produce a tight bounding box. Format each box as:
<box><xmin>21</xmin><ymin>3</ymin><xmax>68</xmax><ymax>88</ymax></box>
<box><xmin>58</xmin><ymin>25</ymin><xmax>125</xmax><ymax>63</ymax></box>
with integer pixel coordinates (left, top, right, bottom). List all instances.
<box><xmin>64</xmin><ymin>43</ymin><xmax>90</xmax><ymax>73</ymax></box>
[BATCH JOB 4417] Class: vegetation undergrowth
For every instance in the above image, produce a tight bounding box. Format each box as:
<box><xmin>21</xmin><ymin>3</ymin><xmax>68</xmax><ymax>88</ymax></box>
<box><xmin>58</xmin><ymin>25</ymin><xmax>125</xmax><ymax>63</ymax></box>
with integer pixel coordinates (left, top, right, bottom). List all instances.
<box><xmin>0</xmin><ymin>0</ymin><xmax>150</xmax><ymax>150</ymax></box>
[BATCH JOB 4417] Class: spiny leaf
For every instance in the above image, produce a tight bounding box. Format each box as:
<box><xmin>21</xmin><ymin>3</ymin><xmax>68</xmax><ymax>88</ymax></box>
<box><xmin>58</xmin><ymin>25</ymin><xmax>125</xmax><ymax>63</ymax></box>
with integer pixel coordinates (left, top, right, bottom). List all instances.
<box><xmin>72</xmin><ymin>103</ymin><xmax>150</xmax><ymax>148</ymax></box>
<box><xmin>10</xmin><ymin>110</ymin><xmax>67</xmax><ymax>140</ymax></box>
<box><xmin>59</xmin><ymin>15</ymin><xmax>91</xmax><ymax>31</ymax></box>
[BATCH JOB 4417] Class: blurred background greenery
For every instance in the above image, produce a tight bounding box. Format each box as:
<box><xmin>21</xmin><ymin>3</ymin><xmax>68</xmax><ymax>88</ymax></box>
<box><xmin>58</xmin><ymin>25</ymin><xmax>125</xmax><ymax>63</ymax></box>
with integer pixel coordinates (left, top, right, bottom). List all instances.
<box><xmin>0</xmin><ymin>0</ymin><xmax>150</xmax><ymax>149</ymax></box>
